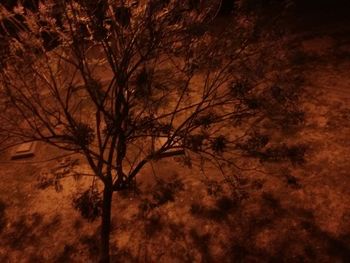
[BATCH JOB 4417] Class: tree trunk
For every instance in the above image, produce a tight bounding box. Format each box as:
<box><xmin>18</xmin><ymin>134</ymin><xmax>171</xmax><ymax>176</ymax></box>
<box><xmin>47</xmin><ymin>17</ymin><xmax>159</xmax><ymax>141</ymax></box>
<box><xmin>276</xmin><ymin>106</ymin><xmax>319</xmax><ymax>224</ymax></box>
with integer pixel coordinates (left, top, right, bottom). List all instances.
<box><xmin>100</xmin><ymin>185</ymin><xmax>113</xmax><ymax>263</ymax></box>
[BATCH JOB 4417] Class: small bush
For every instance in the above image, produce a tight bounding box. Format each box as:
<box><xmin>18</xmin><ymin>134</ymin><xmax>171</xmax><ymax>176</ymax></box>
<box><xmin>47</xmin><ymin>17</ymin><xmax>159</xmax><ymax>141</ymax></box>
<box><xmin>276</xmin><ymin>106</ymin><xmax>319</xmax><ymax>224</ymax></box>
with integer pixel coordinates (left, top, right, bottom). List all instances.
<box><xmin>72</xmin><ymin>189</ymin><xmax>102</xmax><ymax>221</ymax></box>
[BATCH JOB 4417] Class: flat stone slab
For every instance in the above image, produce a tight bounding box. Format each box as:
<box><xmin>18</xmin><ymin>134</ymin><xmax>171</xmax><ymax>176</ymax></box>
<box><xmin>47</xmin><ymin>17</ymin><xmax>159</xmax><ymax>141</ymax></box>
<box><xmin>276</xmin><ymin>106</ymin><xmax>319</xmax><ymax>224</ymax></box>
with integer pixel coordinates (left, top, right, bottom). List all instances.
<box><xmin>11</xmin><ymin>142</ymin><xmax>37</xmax><ymax>159</ymax></box>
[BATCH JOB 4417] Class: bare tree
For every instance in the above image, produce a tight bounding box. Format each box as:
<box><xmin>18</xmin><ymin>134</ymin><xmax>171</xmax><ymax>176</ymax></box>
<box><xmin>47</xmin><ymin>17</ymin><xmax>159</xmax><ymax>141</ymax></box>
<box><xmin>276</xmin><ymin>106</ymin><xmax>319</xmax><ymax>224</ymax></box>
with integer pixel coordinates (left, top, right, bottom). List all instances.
<box><xmin>0</xmin><ymin>0</ymin><xmax>304</xmax><ymax>261</ymax></box>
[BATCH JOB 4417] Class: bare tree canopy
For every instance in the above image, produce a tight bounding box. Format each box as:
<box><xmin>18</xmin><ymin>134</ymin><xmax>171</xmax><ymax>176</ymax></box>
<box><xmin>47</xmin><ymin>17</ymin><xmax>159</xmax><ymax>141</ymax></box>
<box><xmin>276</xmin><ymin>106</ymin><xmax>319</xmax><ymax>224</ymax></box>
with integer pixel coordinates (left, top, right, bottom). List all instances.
<box><xmin>0</xmin><ymin>1</ymin><xmax>305</xmax><ymax>262</ymax></box>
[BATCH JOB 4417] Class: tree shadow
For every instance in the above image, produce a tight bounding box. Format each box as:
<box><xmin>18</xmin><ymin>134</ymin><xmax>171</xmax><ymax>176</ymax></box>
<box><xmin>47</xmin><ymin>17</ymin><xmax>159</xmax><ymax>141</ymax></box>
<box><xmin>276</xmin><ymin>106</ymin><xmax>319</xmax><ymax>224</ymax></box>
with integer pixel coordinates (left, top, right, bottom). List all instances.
<box><xmin>0</xmin><ymin>199</ymin><xmax>7</xmax><ymax>233</ymax></box>
<box><xmin>161</xmin><ymin>190</ymin><xmax>350</xmax><ymax>262</ymax></box>
<box><xmin>223</xmin><ymin>194</ymin><xmax>350</xmax><ymax>262</ymax></box>
<box><xmin>79</xmin><ymin>233</ymin><xmax>100</xmax><ymax>260</ymax></box>
<box><xmin>190</xmin><ymin>196</ymin><xmax>238</xmax><ymax>222</ymax></box>
<box><xmin>54</xmin><ymin>244</ymin><xmax>76</xmax><ymax>263</ymax></box>
<box><xmin>298</xmin><ymin>220</ymin><xmax>350</xmax><ymax>261</ymax></box>
<box><xmin>2</xmin><ymin>214</ymin><xmax>41</xmax><ymax>250</ymax></box>
<box><xmin>138</xmin><ymin>178</ymin><xmax>185</xmax><ymax>218</ymax></box>
<box><xmin>189</xmin><ymin>228</ymin><xmax>212</xmax><ymax>263</ymax></box>
<box><xmin>1</xmin><ymin>212</ymin><xmax>62</xmax><ymax>254</ymax></box>
<box><xmin>144</xmin><ymin>214</ymin><xmax>163</xmax><ymax>238</ymax></box>
<box><xmin>111</xmin><ymin>248</ymin><xmax>138</xmax><ymax>263</ymax></box>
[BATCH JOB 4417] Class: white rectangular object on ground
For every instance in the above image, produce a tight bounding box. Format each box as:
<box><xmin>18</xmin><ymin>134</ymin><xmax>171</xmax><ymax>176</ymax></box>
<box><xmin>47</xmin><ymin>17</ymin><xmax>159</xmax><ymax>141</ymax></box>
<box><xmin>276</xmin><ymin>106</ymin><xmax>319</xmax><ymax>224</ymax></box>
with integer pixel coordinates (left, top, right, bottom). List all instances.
<box><xmin>11</xmin><ymin>142</ymin><xmax>37</xmax><ymax>159</ymax></box>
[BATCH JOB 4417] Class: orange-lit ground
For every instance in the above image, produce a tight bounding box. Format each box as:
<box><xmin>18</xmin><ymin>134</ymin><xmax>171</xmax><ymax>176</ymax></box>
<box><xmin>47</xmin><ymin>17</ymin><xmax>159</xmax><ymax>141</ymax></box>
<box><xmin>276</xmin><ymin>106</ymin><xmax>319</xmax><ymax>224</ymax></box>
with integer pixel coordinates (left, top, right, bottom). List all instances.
<box><xmin>1</xmin><ymin>7</ymin><xmax>350</xmax><ymax>263</ymax></box>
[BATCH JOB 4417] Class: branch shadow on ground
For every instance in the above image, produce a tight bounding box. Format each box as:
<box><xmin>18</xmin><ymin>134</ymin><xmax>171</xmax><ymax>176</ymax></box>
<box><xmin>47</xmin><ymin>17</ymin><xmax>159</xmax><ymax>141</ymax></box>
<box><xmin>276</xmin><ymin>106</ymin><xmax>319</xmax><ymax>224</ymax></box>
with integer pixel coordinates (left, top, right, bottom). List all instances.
<box><xmin>0</xmin><ymin>211</ymin><xmax>62</xmax><ymax>261</ymax></box>
<box><xmin>133</xmin><ymin>188</ymin><xmax>350</xmax><ymax>262</ymax></box>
